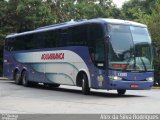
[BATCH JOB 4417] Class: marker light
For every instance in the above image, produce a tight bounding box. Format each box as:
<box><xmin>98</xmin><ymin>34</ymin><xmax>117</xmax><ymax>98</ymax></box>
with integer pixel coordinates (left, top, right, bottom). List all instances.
<box><xmin>146</xmin><ymin>77</ymin><xmax>154</xmax><ymax>81</ymax></box>
<box><xmin>109</xmin><ymin>76</ymin><xmax>122</xmax><ymax>80</ymax></box>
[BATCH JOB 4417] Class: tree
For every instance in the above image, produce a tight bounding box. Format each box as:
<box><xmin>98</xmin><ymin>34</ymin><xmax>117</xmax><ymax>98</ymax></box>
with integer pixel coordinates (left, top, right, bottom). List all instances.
<box><xmin>45</xmin><ymin>0</ymin><xmax>120</xmax><ymax>22</ymax></box>
<box><xmin>122</xmin><ymin>0</ymin><xmax>156</xmax><ymax>21</ymax></box>
<box><xmin>0</xmin><ymin>0</ymin><xmax>8</xmax><ymax>76</ymax></box>
<box><xmin>148</xmin><ymin>0</ymin><xmax>160</xmax><ymax>79</ymax></box>
<box><xmin>0</xmin><ymin>0</ymin><xmax>55</xmax><ymax>75</ymax></box>
<box><xmin>14</xmin><ymin>0</ymin><xmax>54</xmax><ymax>32</ymax></box>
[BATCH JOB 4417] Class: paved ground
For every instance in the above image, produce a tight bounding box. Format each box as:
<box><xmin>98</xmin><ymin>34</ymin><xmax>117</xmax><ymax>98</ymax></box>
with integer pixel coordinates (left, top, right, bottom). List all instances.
<box><xmin>0</xmin><ymin>79</ymin><xmax>160</xmax><ymax>114</ymax></box>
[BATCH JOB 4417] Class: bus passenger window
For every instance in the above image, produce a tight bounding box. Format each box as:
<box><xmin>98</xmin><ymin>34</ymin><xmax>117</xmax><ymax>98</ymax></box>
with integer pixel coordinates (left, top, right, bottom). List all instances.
<box><xmin>68</xmin><ymin>25</ymin><xmax>87</xmax><ymax>46</ymax></box>
<box><xmin>45</xmin><ymin>31</ymin><xmax>57</xmax><ymax>48</ymax></box>
<box><xmin>58</xmin><ymin>29</ymin><xmax>69</xmax><ymax>47</ymax></box>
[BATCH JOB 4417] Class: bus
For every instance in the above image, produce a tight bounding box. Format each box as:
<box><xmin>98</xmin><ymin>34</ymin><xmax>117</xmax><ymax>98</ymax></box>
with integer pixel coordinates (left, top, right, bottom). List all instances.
<box><xmin>3</xmin><ymin>18</ymin><xmax>154</xmax><ymax>95</ymax></box>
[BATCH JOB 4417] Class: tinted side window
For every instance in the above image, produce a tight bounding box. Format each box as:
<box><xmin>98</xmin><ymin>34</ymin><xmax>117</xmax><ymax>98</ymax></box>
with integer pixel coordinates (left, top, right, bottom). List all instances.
<box><xmin>58</xmin><ymin>29</ymin><xmax>70</xmax><ymax>47</ymax></box>
<box><xmin>6</xmin><ymin>34</ymin><xmax>34</xmax><ymax>51</ymax></box>
<box><xmin>33</xmin><ymin>30</ymin><xmax>58</xmax><ymax>49</ymax></box>
<box><xmin>68</xmin><ymin>25</ymin><xmax>88</xmax><ymax>46</ymax></box>
<box><xmin>4</xmin><ymin>38</ymin><xmax>11</xmax><ymax>51</ymax></box>
<box><xmin>33</xmin><ymin>33</ymin><xmax>46</xmax><ymax>49</ymax></box>
<box><xmin>7</xmin><ymin>38</ymin><xmax>15</xmax><ymax>51</ymax></box>
<box><xmin>88</xmin><ymin>24</ymin><xmax>103</xmax><ymax>47</ymax></box>
<box><xmin>45</xmin><ymin>30</ymin><xmax>57</xmax><ymax>48</ymax></box>
<box><xmin>25</xmin><ymin>34</ymin><xmax>34</xmax><ymax>50</ymax></box>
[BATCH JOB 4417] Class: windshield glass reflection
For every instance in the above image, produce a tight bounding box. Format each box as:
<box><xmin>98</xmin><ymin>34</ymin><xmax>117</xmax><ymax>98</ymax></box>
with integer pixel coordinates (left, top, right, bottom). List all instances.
<box><xmin>108</xmin><ymin>24</ymin><xmax>153</xmax><ymax>71</ymax></box>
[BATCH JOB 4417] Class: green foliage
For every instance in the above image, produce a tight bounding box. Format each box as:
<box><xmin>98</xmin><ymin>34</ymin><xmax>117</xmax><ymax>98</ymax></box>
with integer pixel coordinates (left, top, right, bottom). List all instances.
<box><xmin>0</xmin><ymin>0</ymin><xmax>8</xmax><ymax>76</ymax></box>
<box><xmin>149</xmin><ymin>0</ymin><xmax>160</xmax><ymax>75</ymax></box>
<box><xmin>47</xmin><ymin>0</ymin><xmax>122</xmax><ymax>22</ymax></box>
<box><xmin>10</xmin><ymin>0</ymin><xmax>54</xmax><ymax>32</ymax></box>
<box><xmin>122</xmin><ymin>0</ymin><xmax>156</xmax><ymax>20</ymax></box>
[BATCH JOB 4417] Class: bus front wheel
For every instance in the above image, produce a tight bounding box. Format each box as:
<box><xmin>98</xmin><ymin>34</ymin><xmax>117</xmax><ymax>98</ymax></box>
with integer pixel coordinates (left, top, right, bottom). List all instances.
<box><xmin>117</xmin><ymin>90</ymin><xmax>126</xmax><ymax>95</ymax></box>
<box><xmin>82</xmin><ymin>74</ymin><xmax>90</xmax><ymax>95</ymax></box>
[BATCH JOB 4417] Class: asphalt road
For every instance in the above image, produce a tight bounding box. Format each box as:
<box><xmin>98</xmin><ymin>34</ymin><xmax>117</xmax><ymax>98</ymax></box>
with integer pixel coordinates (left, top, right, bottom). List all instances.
<box><xmin>0</xmin><ymin>79</ymin><xmax>160</xmax><ymax>114</ymax></box>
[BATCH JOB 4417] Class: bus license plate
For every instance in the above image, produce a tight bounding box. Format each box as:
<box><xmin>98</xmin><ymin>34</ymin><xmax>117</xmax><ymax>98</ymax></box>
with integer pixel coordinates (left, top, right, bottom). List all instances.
<box><xmin>130</xmin><ymin>84</ymin><xmax>139</xmax><ymax>88</ymax></box>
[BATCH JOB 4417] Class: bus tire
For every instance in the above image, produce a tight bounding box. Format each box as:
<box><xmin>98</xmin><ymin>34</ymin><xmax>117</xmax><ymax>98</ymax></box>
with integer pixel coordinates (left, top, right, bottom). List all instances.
<box><xmin>117</xmin><ymin>90</ymin><xmax>126</xmax><ymax>95</ymax></box>
<box><xmin>14</xmin><ymin>70</ymin><xmax>21</xmax><ymax>85</ymax></box>
<box><xmin>21</xmin><ymin>71</ymin><xmax>30</xmax><ymax>87</ymax></box>
<box><xmin>82</xmin><ymin>74</ymin><xmax>90</xmax><ymax>95</ymax></box>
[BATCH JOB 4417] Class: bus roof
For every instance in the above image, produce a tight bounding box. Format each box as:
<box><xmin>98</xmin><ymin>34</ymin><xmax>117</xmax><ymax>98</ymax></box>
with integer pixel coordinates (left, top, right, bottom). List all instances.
<box><xmin>6</xmin><ymin>18</ymin><xmax>147</xmax><ymax>38</ymax></box>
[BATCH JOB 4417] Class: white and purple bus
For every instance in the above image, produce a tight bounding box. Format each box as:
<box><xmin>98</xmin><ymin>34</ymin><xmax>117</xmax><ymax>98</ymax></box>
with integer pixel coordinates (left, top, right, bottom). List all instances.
<box><xmin>3</xmin><ymin>18</ymin><xmax>154</xmax><ymax>95</ymax></box>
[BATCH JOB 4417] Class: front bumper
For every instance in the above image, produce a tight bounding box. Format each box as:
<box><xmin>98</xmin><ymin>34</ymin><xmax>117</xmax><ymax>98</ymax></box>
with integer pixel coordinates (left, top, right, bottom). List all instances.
<box><xmin>108</xmin><ymin>80</ymin><xmax>153</xmax><ymax>90</ymax></box>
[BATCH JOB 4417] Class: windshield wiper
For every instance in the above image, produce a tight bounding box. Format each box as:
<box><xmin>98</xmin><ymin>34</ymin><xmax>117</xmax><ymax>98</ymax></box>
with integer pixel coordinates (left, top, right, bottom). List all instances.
<box><xmin>139</xmin><ymin>57</ymin><xmax>147</xmax><ymax>72</ymax></box>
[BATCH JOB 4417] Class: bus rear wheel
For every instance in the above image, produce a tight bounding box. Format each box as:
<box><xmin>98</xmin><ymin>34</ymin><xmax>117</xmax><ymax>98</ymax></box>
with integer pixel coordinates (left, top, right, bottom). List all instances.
<box><xmin>14</xmin><ymin>70</ymin><xmax>21</xmax><ymax>85</ymax></box>
<box><xmin>117</xmin><ymin>90</ymin><xmax>126</xmax><ymax>95</ymax></box>
<box><xmin>82</xmin><ymin>74</ymin><xmax>90</xmax><ymax>95</ymax></box>
<box><xmin>22</xmin><ymin>71</ymin><xmax>30</xmax><ymax>87</ymax></box>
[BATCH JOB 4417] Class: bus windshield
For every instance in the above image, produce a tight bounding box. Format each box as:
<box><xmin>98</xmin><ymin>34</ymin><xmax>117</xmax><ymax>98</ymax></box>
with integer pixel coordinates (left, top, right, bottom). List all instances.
<box><xmin>108</xmin><ymin>24</ymin><xmax>153</xmax><ymax>71</ymax></box>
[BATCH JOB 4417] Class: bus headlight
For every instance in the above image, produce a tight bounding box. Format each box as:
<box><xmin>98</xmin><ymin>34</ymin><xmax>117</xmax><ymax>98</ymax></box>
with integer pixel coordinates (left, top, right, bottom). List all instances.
<box><xmin>109</xmin><ymin>76</ymin><xmax>122</xmax><ymax>80</ymax></box>
<box><xmin>146</xmin><ymin>77</ymin><xmax>154</xmax><ymax>81</ymax></box>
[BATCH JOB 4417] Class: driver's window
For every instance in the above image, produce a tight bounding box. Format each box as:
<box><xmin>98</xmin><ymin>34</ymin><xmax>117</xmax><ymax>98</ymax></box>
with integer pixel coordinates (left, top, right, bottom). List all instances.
<box><xmin>95</xmin><ymin>40</ymin><xmax>105</xmax><ymax>62</ymax></box>
<box><xmin>88</xmin><ymin>23</ymin><xmax>105</xmax><ymax>69</ymax></box>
